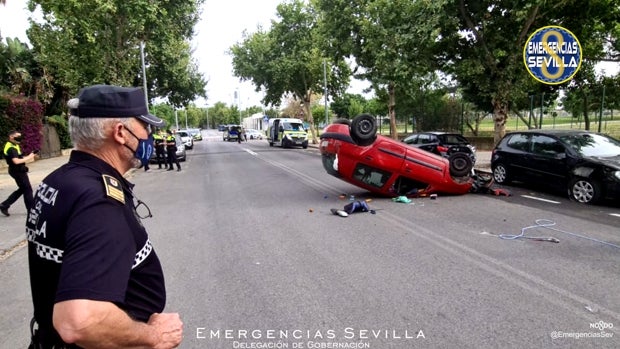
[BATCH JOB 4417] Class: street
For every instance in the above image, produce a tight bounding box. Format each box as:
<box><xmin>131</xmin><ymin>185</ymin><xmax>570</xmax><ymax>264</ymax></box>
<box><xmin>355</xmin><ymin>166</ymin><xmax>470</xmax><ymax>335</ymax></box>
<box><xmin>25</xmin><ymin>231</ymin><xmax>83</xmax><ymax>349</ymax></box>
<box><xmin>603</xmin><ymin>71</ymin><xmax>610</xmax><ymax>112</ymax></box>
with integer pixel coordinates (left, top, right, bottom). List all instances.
<box><xmin>1</xmin><ymin>129</ymin><xmax>619</xmax><ymax>348</ymax></box>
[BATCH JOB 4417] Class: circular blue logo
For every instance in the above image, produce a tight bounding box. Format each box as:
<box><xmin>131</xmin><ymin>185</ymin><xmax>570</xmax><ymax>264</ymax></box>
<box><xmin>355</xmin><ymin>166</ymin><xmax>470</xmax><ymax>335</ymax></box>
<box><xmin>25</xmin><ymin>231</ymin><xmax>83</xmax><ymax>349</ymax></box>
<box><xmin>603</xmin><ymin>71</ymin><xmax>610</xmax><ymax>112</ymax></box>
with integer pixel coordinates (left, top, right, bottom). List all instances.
<box><xmin>523</xmin><ymin>26</ymin><xmax>582</xmax><ymax>85</ymax></box>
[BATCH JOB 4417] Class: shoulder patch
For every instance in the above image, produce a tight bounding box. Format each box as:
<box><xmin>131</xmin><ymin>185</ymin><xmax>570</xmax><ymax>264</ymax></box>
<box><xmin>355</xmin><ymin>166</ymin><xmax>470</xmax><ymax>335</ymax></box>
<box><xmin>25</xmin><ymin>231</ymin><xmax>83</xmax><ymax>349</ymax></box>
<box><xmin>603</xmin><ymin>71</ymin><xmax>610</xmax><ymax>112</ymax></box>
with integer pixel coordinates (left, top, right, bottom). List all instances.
<box><xmin>102</xmin><ymin>174</ymin><xmax>125</xmax><ymax>204</ymax></box>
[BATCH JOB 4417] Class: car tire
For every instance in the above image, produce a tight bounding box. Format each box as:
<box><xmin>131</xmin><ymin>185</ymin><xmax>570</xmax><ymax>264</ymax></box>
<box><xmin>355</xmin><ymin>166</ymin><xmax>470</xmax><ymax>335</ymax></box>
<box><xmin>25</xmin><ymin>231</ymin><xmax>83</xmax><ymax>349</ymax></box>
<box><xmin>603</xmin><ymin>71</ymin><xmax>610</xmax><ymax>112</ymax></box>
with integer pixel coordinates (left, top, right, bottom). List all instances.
<box><xmin>448</xmin><ymin>152</ymin><xmax>473</xmax><ymax>177</ymax></box>
<box><xmin>492</xmin><ymin>163</ymin><xmax>511</xmax><ymax>184</ymax></box>
<box><xmin>569</xmin><ymin>177</ymin><xmax>602</xmax><ymax>204</ymax></box>
<box><xmin>350</xmin><ymin>114</ymin><xmax>377</xmax><ymax>146</ymax></box>
<box><xmin>333</xmin><ymin>118</ymin><xmax>351</xmax><ymax>125</ymax></box>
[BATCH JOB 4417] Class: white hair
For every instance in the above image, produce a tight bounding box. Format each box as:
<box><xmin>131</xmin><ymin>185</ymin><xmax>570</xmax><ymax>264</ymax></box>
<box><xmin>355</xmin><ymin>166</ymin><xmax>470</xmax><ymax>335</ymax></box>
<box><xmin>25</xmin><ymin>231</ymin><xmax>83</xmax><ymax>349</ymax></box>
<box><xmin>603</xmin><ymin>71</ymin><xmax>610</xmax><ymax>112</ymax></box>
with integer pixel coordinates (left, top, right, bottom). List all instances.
<box><xmin>69</xmin><ymin>116</ymin><xmax>134</xmax><ymax>151</ymax></box>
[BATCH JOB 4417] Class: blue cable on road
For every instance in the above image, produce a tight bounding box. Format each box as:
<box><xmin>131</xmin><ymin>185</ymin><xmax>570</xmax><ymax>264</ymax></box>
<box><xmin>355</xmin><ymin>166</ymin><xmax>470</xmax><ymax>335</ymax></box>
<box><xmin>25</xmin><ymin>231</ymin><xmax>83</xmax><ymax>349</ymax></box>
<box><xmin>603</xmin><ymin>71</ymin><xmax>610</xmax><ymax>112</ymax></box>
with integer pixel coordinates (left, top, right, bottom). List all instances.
<box><xmin>499</xmin><ymin>219</ymin><xmax>620</xmax><ymax>249</ymax></box>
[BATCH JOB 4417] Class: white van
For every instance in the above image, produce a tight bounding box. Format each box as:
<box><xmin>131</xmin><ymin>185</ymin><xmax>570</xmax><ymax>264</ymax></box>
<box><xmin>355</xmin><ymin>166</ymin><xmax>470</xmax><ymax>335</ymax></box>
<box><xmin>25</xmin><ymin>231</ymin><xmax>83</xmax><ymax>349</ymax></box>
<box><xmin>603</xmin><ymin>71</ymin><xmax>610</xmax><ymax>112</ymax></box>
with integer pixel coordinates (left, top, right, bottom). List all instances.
<box><xmin>267</xmin><ymin>118</ymin><xmax>308</xmax><ymax>148</ymax></box>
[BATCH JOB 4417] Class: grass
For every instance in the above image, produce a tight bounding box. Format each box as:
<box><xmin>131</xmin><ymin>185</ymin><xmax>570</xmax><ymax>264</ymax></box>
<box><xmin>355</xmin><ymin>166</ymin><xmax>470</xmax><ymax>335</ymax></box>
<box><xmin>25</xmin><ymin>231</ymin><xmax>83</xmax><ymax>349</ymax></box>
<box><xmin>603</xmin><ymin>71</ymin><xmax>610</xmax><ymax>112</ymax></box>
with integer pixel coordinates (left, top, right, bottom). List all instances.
<box><xmin>372</xmin><ymin>115</ymin><xmax>620</xmax><ymax>139</ymax></box>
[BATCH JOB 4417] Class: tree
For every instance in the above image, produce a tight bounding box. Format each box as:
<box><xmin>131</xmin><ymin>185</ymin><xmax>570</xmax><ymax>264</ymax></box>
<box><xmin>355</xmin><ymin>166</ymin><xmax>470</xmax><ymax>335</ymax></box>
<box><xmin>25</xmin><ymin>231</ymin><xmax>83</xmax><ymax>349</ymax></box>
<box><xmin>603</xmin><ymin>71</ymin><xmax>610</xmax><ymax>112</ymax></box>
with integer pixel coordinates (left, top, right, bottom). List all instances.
<box><xmin>26</xmin><ymin>0</ymin><xmax>206</xmax><ymax>107</ymax></box>
<box><xmin>433</xmin><ymin>0</ymin><xmax>619</xmax><ymax>143</ymax></box>
<box><xmin>0</xmin><ymin>37</ymin><xmax>54</xmax><ymax>103</ymax></box>
<box><xmin>231</xmin><ymin>0</ymin><xmax>350</xmax><ymax>144</ymax></box>
<box><xmin>317</xmin><ymin>0</ymin><xmax>441</xmax><ymax>139</ymax></box>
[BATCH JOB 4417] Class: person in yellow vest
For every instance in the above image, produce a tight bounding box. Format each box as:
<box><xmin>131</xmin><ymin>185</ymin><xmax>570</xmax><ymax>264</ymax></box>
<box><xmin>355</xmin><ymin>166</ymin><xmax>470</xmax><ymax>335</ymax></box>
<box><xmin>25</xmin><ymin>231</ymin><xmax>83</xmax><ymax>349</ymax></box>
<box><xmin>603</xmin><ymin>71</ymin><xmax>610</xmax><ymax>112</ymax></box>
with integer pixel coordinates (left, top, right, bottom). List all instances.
<box><xmin>153</xmin><ymin>130</ymin><xmax>167</xmax><ymax>169</ymax></box>
<box><xmin>1</xmin><ymin>130</ymin><xmax>37</xmax><ymax>216</ymax></box>
<box><xmin>165</xmin><ymin>129</ymin><xmax>181</xmax><ymax>171</ymax></box>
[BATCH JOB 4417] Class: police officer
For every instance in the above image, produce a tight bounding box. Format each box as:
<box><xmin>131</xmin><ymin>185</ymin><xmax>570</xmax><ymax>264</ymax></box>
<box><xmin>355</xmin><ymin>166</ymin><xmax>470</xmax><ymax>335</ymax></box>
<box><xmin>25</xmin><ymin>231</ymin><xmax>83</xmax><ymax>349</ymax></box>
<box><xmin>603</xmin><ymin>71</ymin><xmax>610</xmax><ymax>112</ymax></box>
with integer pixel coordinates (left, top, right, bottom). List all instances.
<box><xmin>0</xmin><ymin>130</ymin><xmax>37</xmax><ymax>216</ymax></box>
<box><xmin>153</xmin><ymin>130</ymin><xmax>167</xmax><ymax>169</ymax></box>
<box><xmin>26</xmin><ymin>85</ymin><xmax>183</xmax><ymax>349</ymax></box>
<box><xmin>165</xmin><ymin>130</ymin><xmax>181</xmax><ymax>171</ymax></box>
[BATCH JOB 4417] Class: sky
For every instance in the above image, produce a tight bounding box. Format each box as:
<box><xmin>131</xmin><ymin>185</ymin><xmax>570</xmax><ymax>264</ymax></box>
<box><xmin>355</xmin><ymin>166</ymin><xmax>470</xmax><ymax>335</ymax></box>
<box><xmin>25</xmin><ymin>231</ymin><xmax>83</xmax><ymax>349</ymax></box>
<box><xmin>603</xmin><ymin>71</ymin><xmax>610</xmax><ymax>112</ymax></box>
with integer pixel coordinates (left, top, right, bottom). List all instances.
<box><xmin>1</xmin><ymin>1</ymin><xmax>617</xmax><ymax>109</ymax></box>
<box><xmin>0</xmin><ymin>0</ymin><xmax>314</xmax><ymax>109</ymax></box>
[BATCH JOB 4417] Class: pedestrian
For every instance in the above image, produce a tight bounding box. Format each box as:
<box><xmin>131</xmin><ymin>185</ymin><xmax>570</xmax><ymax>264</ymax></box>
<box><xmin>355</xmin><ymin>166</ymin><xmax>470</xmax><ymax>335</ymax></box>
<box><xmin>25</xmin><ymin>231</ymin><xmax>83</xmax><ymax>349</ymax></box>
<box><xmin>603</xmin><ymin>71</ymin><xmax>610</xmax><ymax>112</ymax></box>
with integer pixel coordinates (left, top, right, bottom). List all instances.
<box><xmin>25</xmin><ymin>85</ymin><xmax>183</xmax><ymax>349</ymax></box>
<box><xmin>153</xmin><ymin>130</ymin><xmax>167</xmax><ymax>169</ymax></box>
<box><xmin>0</xmin><ymin>130</ymin><xmax>37</xmax><ymax>217</ymax></box>
<box><xmin>165</xmin><ymin>130</ymin><xmax>181</xmax><ymax>171</ymax></box>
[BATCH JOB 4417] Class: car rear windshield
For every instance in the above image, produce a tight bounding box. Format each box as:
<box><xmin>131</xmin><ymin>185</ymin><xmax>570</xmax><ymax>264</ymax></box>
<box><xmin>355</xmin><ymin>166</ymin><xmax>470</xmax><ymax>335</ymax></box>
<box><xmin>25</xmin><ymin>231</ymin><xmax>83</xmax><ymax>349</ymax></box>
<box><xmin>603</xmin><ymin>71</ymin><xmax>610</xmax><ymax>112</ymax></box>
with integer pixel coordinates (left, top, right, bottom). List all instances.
<box><xmin>560</xmin><ymin>133</ymin><xmax>620</xmax><ymax>157</ymax></box>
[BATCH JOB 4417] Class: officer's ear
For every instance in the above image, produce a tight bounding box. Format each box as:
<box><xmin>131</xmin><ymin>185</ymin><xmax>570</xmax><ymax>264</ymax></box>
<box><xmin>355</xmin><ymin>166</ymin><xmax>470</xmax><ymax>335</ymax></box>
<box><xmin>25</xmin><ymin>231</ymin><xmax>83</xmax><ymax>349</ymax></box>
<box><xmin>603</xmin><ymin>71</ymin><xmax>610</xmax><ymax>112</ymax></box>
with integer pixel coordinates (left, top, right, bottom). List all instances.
<box><xmin>112</xmin><ymin>122</ymin><xmax>128</xmax><ymax>145</ymax></box>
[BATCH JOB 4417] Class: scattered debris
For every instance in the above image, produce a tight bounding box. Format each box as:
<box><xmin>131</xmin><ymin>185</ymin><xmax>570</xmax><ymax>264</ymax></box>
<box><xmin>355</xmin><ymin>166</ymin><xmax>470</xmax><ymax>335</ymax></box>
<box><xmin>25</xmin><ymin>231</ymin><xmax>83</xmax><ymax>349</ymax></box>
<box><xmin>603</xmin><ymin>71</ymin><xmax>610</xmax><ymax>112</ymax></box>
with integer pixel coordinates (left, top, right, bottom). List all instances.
<box><xmin>470</xmin><ymin>172</ymin><xmax>512</xmax><ymax>197</ymax></box>
<box><xmin>585</xmin><ymin>305</ymin><xmax>598</xmax><ymax>314</ymax></box>
<box><xmin>330</xmin><ymin>208</ymin><xmax>348</xmax><ymax>217</ymax></box>
<box><xmin>392</xmin><ymin>196</ymin><xmax>412</xmax><ymax>204</ymax></box>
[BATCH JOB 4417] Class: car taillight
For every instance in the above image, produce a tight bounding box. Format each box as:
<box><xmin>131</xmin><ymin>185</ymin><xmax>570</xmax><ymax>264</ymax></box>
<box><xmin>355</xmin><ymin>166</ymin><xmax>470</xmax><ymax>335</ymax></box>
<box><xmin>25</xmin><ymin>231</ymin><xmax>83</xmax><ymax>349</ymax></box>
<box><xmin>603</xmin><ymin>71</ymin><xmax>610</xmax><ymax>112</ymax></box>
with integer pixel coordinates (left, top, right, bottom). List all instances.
<box><xmin>438</xmin><ymin>146</ymin><xmax>449</xmax><ymax>152</ymax></box>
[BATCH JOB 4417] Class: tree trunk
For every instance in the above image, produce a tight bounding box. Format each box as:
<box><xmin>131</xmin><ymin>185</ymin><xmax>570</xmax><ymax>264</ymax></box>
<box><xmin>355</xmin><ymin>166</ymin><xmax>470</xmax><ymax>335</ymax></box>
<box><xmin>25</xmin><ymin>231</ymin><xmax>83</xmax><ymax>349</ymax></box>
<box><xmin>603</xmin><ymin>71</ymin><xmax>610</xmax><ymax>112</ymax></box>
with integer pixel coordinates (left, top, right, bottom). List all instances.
<box><xmin>582</xmin><ymin>93</ymin><xmax>590</xmax><ymax>130</ymax></box>
<box><xmin>388</xmin><ymin>82</ymin><xmax>398</xmax><ymax>140</ymax></box>
<box><xmin>492</xmin><ymin>97</ymin><xmax>508</xmax><ymax>145</ymax></box>
<box><xmin>305</xmin><ymin>96</ymin><xmax>318</xmax><ymax>144</ymax></box>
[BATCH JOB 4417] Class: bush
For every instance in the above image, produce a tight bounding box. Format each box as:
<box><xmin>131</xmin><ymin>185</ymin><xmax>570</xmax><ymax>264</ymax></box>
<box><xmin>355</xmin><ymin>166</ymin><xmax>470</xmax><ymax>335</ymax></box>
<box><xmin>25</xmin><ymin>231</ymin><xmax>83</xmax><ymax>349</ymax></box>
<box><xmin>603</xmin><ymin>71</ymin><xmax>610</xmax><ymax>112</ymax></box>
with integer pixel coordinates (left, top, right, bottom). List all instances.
<box><xmin>47</xmin><ymin>114</ymin><xmax>72</xmax><ymax>149</ymax></box>
<box><xmin>0</xmin><ymin>95</ymin><xmax>44</xmax><ymax>154</ymax></box>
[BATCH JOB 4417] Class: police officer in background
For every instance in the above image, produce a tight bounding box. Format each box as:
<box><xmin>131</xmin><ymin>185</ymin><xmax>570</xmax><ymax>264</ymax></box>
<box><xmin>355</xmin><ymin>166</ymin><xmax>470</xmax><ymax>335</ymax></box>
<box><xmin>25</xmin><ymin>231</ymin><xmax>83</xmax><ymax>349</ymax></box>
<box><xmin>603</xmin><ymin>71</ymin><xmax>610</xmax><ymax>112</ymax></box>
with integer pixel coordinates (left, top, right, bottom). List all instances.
<box><xmin>153</xmin><ymin>130</ymin><xmax>167</xmax><ymax>169</ymax></box>
<box><xmin>26</xmin><ymin>85</ymin><xmax>183</xmax><ymax>349</ymax></box>
<box><xmin>165</xmin><ymin>130</ymin><xmax>181</xmax><ymax>171</ymax></box>
<box><xmin>0</xmin><ymin>130</ymin><xmax>37</xmax><ymax>216</ymax></box>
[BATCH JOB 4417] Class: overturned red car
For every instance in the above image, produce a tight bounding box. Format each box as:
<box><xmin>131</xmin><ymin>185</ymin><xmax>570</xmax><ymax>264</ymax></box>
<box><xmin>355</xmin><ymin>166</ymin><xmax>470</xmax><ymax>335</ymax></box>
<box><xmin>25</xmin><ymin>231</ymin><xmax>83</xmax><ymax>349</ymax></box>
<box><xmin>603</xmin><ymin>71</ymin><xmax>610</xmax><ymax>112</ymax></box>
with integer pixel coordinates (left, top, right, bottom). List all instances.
<box><xmin>319</xmin><ymin>114</ymin><xmax>476</xmax><ymax>197</ymax></box>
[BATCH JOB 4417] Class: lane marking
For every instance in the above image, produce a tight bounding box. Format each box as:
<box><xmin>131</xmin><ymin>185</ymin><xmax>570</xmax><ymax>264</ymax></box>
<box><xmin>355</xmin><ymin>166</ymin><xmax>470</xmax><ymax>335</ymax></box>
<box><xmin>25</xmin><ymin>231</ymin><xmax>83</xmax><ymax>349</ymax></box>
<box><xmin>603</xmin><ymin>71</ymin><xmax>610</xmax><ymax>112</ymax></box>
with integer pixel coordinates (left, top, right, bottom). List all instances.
<box><xmin>521</xmin><ymin>195</ymin><xmax>561</xmax><ymax>204</ymax></box>
<box><xmin>610</xmin><ymin>213</ymin><xmax>620</xmax><ymax>218</ymax></box>
<box><xmin>244</xmin><ymin>149</ymin><xmax>258</xmax><ymax>156</ymax></box>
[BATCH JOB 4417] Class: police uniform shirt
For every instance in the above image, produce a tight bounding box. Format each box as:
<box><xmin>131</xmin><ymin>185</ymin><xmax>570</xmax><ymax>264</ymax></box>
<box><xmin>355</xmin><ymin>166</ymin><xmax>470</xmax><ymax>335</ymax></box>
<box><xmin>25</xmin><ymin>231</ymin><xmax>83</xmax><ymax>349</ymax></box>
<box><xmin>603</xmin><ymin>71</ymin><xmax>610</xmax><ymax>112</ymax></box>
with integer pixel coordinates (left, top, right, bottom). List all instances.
<box><xmin>165</xmin><ymin>135</ymin><xmax>176</xmax><ymax>150</ymax></box>
<box><xmin>26</xmin><ymin>150</ymin><xmax>166</xmax><ymax>331</ymax></box>
<box><xmin>3</xmin><ymin>141</ymin><xmax>26</xmax><ymax>172</ymax></box>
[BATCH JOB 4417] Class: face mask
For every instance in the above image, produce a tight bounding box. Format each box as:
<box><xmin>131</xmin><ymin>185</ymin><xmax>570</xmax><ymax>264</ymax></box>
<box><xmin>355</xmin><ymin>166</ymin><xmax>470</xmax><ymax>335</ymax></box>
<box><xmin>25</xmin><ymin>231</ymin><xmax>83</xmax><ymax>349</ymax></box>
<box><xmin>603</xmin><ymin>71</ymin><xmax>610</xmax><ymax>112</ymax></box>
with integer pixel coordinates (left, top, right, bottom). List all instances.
<box><xmin>124</xmin><ymin>128</ymin><xmax>154</xmax><ymax>168</ymax></box>
<box><xmin>13</xmin><ymin>136</ymin><xmax>22</xmax><ymax>142</ymax></box>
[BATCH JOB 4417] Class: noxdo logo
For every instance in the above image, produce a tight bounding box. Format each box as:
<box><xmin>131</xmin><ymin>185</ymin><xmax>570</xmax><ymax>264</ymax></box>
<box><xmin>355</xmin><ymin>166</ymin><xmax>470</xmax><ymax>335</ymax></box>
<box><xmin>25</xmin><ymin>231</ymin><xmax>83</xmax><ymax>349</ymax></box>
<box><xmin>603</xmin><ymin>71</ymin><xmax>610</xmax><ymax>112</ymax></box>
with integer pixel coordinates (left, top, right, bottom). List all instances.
<box><xmin>523</xmin><ymin>26</ymin><xmax>582</xmax><ymax>85</ymax></box>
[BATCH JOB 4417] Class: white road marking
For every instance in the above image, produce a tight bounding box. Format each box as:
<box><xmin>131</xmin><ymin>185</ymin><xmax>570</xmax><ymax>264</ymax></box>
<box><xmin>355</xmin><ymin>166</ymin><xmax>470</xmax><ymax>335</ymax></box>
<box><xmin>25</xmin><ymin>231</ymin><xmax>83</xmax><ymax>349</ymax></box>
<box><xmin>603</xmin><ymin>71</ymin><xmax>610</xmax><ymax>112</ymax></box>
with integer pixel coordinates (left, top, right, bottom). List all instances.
<box><xmin>521</xmin><ymin>195</ymin><xmax>561</xmax><ymax>204</ymax></box>
<box><xmin>244</xmin><ymin>149</ymin><xmax>257</xmax><ymax>156</ymax></box>
<box><xmin>610</xmin><ymin>213</ymin><xmax>620</xmax><ymax>218</ymax></box>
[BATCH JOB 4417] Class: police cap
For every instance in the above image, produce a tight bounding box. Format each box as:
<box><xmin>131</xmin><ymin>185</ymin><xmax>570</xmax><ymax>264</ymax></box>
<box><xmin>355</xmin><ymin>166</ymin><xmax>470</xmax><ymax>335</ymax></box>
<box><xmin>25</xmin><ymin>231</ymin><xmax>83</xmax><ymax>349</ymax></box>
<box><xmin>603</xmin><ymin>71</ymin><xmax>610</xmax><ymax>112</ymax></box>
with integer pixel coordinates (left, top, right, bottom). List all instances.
<box><xmin>69</xmin><ymin>85</ymin><xmax>165</xmax><ymax>127</ymax></box>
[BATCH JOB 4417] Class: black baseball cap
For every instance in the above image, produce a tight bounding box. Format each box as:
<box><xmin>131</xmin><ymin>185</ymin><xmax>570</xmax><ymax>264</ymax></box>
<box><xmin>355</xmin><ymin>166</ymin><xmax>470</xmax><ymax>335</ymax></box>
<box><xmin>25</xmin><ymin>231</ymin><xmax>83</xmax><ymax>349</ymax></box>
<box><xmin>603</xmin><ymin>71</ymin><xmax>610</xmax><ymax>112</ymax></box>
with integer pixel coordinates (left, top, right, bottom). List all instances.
<box><xmin>71</xmin><ymin>85</ymin><xmax>165</xmax><ymax>127</ymax></box>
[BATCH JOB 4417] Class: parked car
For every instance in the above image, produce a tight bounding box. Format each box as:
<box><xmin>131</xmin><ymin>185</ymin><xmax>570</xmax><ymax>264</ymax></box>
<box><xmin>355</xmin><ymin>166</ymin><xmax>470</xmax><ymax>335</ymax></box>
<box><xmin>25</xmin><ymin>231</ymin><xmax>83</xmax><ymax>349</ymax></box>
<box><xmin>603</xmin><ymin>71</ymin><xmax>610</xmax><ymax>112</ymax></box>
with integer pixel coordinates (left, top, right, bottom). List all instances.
<box><xmin>218</xmin><ymin>124</ymin><xmax>228</xmax><ymax>132</ymax></box>
<box><xmin>403</xmin><ymin>131</ymin><xmax>476</xmax><ymax>164</ymax></box>
<box><xmin>491</xmin><ymin>129</ymin><xmax>620</xmax><ymax>204</ymax></box>
<box><xmin>150</xmin><ymin>134</ymin><xmax>186</xmax><ymax>163</ymax></box>
<box><xmin>319</xmin><ymin>115</ymin><xmax>475</xmax><ymax>197</ymax></box>
<box><xmin>176</xmin><ymin>130</ymin><xmax>194</xmax><ymax>149</ymax></box>
<box><xmin>189</xmin><ymin>128</ymin><xmax>203</xmax><ymax>141</ymax></box>
<box><xmin>245</xmin><ymin>128</ymin><xmax>264</xmax><ymax>140</ymax></box>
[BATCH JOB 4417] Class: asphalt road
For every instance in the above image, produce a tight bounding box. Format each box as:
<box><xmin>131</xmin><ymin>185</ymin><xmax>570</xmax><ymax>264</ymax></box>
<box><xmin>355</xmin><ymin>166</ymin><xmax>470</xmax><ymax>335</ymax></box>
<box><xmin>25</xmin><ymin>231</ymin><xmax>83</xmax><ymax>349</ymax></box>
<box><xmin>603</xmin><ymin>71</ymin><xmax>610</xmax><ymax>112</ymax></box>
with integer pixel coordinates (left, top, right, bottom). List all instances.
<box><xmin>1</xmin><ymin>130</ymin><xmax>619</xmax><ymax>348</ymax></box>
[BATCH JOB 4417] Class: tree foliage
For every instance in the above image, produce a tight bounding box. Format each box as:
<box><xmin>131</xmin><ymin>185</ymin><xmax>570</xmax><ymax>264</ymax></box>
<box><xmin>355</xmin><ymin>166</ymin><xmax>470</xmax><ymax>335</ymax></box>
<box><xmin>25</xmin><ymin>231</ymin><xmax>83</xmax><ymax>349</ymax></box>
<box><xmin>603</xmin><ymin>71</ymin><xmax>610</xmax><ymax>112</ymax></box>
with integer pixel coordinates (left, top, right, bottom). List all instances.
<box><xmin>26</xmin><ymin>0</ymin><xmax>206</xmax><ymax>107</ymax></box>
<box><xmin>231</xmin><ymin>0</ymin><xmax>351</xmax><ymax>144</ymax></box>
<box><xmin>434</xmin><ymin>0</ymin><xmax>619</xmax><ymax>142</ymax></box>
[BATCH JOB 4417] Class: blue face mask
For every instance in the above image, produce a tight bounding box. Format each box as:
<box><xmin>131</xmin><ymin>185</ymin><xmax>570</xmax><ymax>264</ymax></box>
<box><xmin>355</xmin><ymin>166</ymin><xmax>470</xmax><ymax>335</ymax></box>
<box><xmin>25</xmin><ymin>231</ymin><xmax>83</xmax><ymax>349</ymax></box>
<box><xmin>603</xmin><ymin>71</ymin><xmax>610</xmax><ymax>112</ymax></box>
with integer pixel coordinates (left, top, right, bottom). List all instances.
<box><xmin>125</xmin><ymin>127</ymin><xmax>154</xmax><ymax>168</ymax></box>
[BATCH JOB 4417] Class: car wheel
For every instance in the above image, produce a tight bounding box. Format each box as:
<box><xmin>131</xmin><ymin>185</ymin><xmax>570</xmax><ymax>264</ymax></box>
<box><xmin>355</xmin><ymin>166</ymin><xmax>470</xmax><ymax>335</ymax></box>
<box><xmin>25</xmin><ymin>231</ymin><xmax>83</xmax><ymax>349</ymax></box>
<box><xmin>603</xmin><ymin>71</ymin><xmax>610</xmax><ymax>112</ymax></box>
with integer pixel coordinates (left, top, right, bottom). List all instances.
<box><xmin>569</xmin><ymin>177</ymin><xmax>602</xmax><ymax>204</ymax></box>
<box><xmin>492</xmin><ymin>163</ymin><xmax>511</xmax><ymax>184</ymax></box>
<box><xmin>448</xmin><ymin>152</ymin><xmax>473</xmax><ymax>177</ymax></box>
<box><xmin>350</xmin><ymin>113</ymin><xmax>377</xmax><ymax>146</ymax></box>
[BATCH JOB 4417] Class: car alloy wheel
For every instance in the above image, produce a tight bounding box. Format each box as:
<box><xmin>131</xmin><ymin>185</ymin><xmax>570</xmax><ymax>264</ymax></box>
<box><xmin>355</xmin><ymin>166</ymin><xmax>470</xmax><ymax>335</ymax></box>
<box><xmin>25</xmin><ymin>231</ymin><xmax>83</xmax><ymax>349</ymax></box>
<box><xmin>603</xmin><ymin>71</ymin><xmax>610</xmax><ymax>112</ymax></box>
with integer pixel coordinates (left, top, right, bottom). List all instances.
<box><xmin>493</xmin><ymin>163</ymin><xmax>509</xmax><ymax>184</ymax></box>
<box><xmin>350</xmin><ymin>113</ymin><xmax>377</xmax><ymax>146</ymax></box>
<box><xmin>448</xmin><ymin>152</ymin><xmax>473</xmax><ymax>177</ymax></box>
<box><xmin>569</xmin><ymin>177</ymin><xmax>601</xmax><ymax>204</ymax></box>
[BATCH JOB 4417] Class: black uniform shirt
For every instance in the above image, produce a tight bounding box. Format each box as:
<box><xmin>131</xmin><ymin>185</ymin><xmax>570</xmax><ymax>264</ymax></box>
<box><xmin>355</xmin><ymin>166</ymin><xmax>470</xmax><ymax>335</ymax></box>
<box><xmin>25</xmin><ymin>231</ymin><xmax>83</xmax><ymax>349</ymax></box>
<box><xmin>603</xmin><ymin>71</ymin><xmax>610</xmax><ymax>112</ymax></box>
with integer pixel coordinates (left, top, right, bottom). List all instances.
<box><xmin>3</xmin><ymin>141</ymin><xmax>27</xmax><ymax>172</ymax></box>
<box><xmin>26</xmin><ymin>150</ymin><xmax>166</xmax><ymax>334</ymax></box>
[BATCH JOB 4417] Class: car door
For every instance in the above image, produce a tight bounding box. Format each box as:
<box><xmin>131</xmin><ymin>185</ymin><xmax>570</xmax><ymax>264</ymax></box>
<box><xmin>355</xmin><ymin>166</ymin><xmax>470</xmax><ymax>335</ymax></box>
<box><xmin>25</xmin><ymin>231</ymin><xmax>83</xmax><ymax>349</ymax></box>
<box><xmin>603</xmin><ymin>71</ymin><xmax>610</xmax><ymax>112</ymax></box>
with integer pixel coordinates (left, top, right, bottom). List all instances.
<box><xmin>526</xmin><ymin>134</ymin><xmax>569</xmax><ymax>183</ymax></box>
<box><xmin>502</xmin><ymin>133</ymin><xmax>532</xmax><ymax>178</ymax></box>
<box><xmin>416</xmin><ymin>133</ymin><xmax>436</xmax><ymax>153</ymax></box>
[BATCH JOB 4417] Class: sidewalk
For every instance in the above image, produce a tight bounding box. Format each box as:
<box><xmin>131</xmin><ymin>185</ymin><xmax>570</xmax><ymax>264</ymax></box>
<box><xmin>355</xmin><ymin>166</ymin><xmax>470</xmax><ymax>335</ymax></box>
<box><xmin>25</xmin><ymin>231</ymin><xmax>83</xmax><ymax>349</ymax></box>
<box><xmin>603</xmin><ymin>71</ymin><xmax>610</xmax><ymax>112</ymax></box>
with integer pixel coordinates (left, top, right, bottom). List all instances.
<box><xmin>0</xmin><ymin>150</ymin><xmax>71</xmax><ymax>258</ymax></box>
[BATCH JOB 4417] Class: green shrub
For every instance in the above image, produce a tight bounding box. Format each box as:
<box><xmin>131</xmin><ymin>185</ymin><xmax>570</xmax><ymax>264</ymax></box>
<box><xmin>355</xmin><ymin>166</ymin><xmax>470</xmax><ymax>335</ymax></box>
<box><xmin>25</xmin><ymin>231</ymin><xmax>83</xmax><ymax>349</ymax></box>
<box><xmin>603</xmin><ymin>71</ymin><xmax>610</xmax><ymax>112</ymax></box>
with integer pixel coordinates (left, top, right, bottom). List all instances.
<box><xmin>47</xmin><ymin>114</ymin><xmax>72</xmax><ymax>149</ymax></box>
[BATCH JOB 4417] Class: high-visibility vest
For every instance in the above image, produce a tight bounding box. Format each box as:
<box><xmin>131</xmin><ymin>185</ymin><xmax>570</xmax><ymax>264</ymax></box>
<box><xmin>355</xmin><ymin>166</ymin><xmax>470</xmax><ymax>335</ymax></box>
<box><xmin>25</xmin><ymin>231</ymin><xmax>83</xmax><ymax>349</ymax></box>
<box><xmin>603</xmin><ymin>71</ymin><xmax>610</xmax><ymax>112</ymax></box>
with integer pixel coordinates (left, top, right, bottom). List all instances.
<box><xmin>3</xmin><ymin>141</ymin><xmax>21</xmax><ymax>156</ymax></box>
